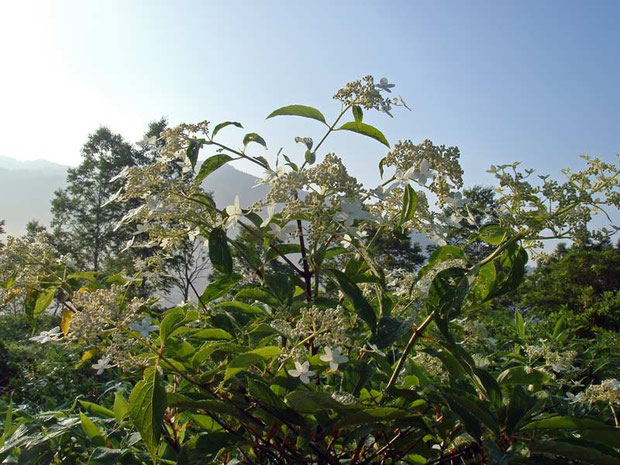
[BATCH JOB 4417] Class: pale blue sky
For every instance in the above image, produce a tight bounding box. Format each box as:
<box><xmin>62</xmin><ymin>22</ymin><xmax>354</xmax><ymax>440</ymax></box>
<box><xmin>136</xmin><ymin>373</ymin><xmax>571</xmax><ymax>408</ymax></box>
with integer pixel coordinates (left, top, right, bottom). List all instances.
<box><xmin>1</xmin><ymin>0</ymin><xmax>618</xmax><ymax>188</ymax></box>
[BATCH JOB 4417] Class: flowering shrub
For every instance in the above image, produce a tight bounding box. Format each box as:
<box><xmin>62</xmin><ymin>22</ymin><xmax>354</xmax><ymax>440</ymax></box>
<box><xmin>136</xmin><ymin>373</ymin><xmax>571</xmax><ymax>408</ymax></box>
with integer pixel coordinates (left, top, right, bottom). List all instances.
<box><xmin>1</xmin><ymin>77</ymin><xmax>620</xmax><ymax>464</ymax></box>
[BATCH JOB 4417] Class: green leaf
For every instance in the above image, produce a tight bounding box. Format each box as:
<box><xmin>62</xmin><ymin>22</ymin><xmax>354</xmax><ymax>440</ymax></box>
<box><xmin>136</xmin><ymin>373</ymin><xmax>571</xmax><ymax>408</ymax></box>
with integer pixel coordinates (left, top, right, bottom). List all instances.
<box><xmin>128</xmin><ymin>367</ymin><xmax>167</xmax><ymax>459</ymax></box>
<box><xmin>243</xmin><ymin>132</ymin><xmax>267</xmax><ymax>149</ymax></box>
<box><xmin>471</xmin><ymin>262</ymin><xmax>497</xmax><ymax>303</ymax></box>
<box><xmin>209</xmin><ymin>228</ymin><xmax>233</xmax><ymax>274</ymax></box>
<box><xmin>267</xmin><ymin>104</ymin><xmax>326</xmax><ymax>124</ymax></box>
<box><xmin>224</xmin><ymin>346</ymin><xmax>282</xmax><ymax>381</ymax></box>
<box><xmin>338</xmin><ymin>121</ymin><xmax>390</xmax><ymax>147</ymax></box>
<box><xmin>515</xmin><ymin>310</ymin><xmax>525</xmax><ymax>339</ymax></box>
<box><xmin>178</xmin><ymin>432</ymin><xmax>240</xmax><ymax>465</ymax></box>
<box><xmin>212</xmin><ymin>121</ymin><xmax>243</xmax><ymax>138</ymax></box>
<box><xmin>336</xmin><ymin>407</ymin><xmax>410</xmax><ymax>427</ymax></box>
<box><xmin>497</xmin><ymin>366</ymin><xmax>550</xmax><ymax>386</ymax></box>
<box><xmin>80</xmin><ymin>413</ymin><xmax>105</xmax><ymax>446</ymax></box>
<box><xmin>417</xmin><ymin>245</ymin><xmax>467</xmax><ymax>282</ymax></box>
<box><xmin>196</xmin><ymin>154</ymin><xmax>233</xmax><ymax>183</ymax></box>
<box><xmin>304</xmin><ymin>149</ymin><xmax>316</xmax><ymax>165</ymax></box>
<box><xmin>264</xmin><ymin>272</ymin><xmax>295</xmax><ymax>307</ymax></box>
<box><xmin>159</xmin><ymin>308</ymin><xmax>187</xmax><ymax>342</ymax></box>
<box><xmin>113</xmin><ymin>393</ymin><xmax>129</xmax><ymax>423</ymax></box>
<box><xmin>285</xmin><ymin>391</ymin><xmax>359</xmax><ymax>413</ymax></box>
<box><xmin>400</xmin><ymin>185</ymin><xmax>418</xmax><ymax>225</ymax></box>
<box><xmin>329</xmin><ymin>269</ymin><xmax>377</xmax><ymax>333</ymax></box>
<box><xmin>201</xmin><ymin>273</ymin><xmax>242</xmax><ymax>302</ymax></box>
<box><xmin>522</xmin><ymin>416</ymin><xmax>620</xmax><ymax>448</ymax></box>
<box><xmin>192</xmin><ymin>328</ymin><xmax>234</xmax><ymax>341</ymax></box>
<box><xmin>478</xmin><ymin>224</ymin><xmax>511</xmax><ymax>245</ymax></box>
<box><xmin>34</xmin><ymin>287</ymin><xmax>56</xmax><ymax>317</ymax></box>
<box><xmin>370</xmin><ymin>317</ymin><xmax>413</xmax><ymax>349</ymax></box>
<box><xmin>529</xmin><ymin>440</ymin><xmax>620</xmax><ymax>465</ymax></box>
<box><xmin>352</xmin><ymin>105</ymin><xmax>363</xmax><ymax>125</ymax></box>
<box><xmin>235</xmin><ymin>288</ymin><xmax>279</xmax><ymax>307</ymax></box>
<box><xmin>79</xmin><ymin>400</ymin><xmax>115</xmax><ymax>419</ymax></box>
<box><xmin>186</xmin><ymin>138</ymin><xmax>204</xmax><ymax>169</ymax></box>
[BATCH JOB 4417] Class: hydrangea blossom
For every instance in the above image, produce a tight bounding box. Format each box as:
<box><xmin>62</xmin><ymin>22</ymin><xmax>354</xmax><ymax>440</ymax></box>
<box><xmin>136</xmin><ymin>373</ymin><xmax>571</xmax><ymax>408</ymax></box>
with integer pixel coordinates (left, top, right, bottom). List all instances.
<box><xmin>92</xmin><ymin>355</ymin><xmax>114</xmax><ymax>375</ymax></box>
<box><xmin>29</xmin><ymin>326</ymin><xmax>63</xmax><ymax>344</ymax></box>
<box><xmin>320</xmin><ymin>346</ymin><xmax>349</xmax><ymax>371</ymax></box>
<box><xmin>224</xmin><ymin>195</ymin><xmax>243</xmax><ymax>230</ymax></box>
<box><xmin>288</xmin><ymin>361</ymin><xmax>315</xmax><ymax>384</ymax></box>
<box><xmin>128</xmin><ymin>316</ymin><xmax>159</xmax><ymax>338</ymax></box>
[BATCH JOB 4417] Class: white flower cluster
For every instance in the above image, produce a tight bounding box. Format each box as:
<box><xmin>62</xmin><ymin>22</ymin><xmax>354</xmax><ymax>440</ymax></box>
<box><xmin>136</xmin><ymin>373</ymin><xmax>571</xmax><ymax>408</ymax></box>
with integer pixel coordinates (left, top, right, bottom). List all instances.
<box><xmin>567</xmin><ymin>379</ymin><xmax>620</xmax><ymax>405</ymax></box>
<box><xmin>525</xmin><ymin>344</ymin><xmax>577</xmax><ymax>373</ymax></box>
<box><xmin>69</xmin><ymin>285</ymin><xmax>145</xmax><ymax>342</ymax></box>
<box><xmin>294</xmin><ymin>305</ymin><xmax>352</xmax><ymax>348</ymax></box>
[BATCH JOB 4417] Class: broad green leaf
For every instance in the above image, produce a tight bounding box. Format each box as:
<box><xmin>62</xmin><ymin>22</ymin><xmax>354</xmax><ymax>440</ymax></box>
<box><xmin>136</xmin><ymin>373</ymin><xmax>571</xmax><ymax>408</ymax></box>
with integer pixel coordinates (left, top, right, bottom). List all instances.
<box><xmin>224</xmin><ymin>346</ymin><xmax>282</xmax><ymax>381</ymax></box>
<box><xmin>336</xmin><ymin>407</ymin><xmax>410</xmax><ymax>427</ymax></box>
<box><xmin>34</xmin><ymin>286</ymin><xmax>56</xmax><ymax>317</ymax></box>
<box><xmin>370</xmin><ymin>317</ymin><xmax>413</xmax><ymax>349</ymax></box>
<box><xmin>196</xmin><ymin>154</ymin><xmax>233</xmax><ymax>183</ymax></box>
<box><xmin>211</xmin><ymin>121</ymin><xmax>243</xmax><ymax>138</ymax></box>
<box><xmin>167</xmin><ymin>393</ymin><xmax>241</xmax><ymax>418</ymax></box>
<box><xmin>79</xmin><ymin>401</ymin><xmax>115</xmax><ymax>419</ymax></box>
<box><xmin>264</xmin><ymin>272</ymin><xmax>295</xmax><ymax>306</ymax></box>
<box><xmin>496</xmin><ymin>244</ymin><xmax>528</xmax><ymax>295</ymax></box>
<box><xmin>128</xmin><ymin>367</ymin><xmax>167</xmax><ymax>459</ymax></box>
<box><xmin>417</xmin><ymin>245</ymin><xmax>467</xmax><ymax>282</ymax></box>
<box><xmin>267</xmin><ymin>104</ymin><xmax>326</xmax><ymax>124</ymax></box>
<box><xmin>304</xmin><ymin>149</ymin><xmax>316</xmax><ymax>165</ymax></box>
<box><xmin>352</xmin><ymin>105</ymin><xmax>363</xmax><ymax>125</ymax></box>
<box><xmin>192</xmin><ymin>328</ymin><xmax>234</xmax><ymax>341</ymax></box>
<box><xmin>478</xmin><ymin>224</ymin><xmax>511</xmax><ymax>245</ymax></box>
<box><xmin>201</xmin><ymin>273</ymin><xmax>242</xmax><ymax>302</ymax></box>
<box><xmin>497</xmin><ymin>366</ymin><xmax>550</xmax><ymax>386</ymax></box>
<box><xmin>285</xmin><ymin>391</ymin><xmax>360</xmax><ymax>413</ymax></box>
<box><xmin>159</xmin><ymin>307</ymin><xmax>187</xmax><ymax>342</ymax></box>
<box><xmin>208</xmin><ymin>228</ymin><xmax>233</xmax><ymax>274</ymax></box>
<box><xmin>215</xmin><ymin>301</ymin><xmax>264</xmax><ymax>315</ymax></box>
<box><xmin>522</xmin><ymin>417</ymin><xmax>620</xmax><ymax>448</ymax></box>
<box><xmin>248</xmin><ymin>379</ymin><xmax>305</xmax><ymax>425</ymax></box>
<box><xmin>338</xmin><ymin>121</ymin><xmax>390</xmax><ymax>147</ymax></box>
<box><xmin>400</xmin><ymin>184</ymin><xmax>418</xmax><ymax>225</ymax></box>
<box><xmin>243</xmin><ymin>132</ymin><xmax>267</xmax><ymax>149</ymax></box>
<box><xmin>515</xmin><ymin>310</ymin><xmax>525</xmax><ymax>339</ymax></box>
<box><xmin>330</xmin><ymin>269</ymin><xmax>377</xmax><ymax>333</ymax></box>
<box><xmin>529</xmin><ymin>440</ymin><xmax>620</xmax><ymax>465</ymax></box>
<box><xmin>178</xmin><ymin>432</ymin><xmax>239</xmax><ymax>465</ymax></box>
<box><xmin>234</xmin><ymin>288</ymin><xmax>279</xmax><ymax>307</ymax></box>
<box><xmin>113</xmin><ymin>392</ymin><xmax>129</xmax><ymax>423</ymax></box>
<box><xmin>471</xmin><ymin>262</ymin><xmax>497</xmax><ymax>303</ymax></box>
<box><xmin>186</xmin><ymin>138</ymin><xmax>204</xmax><ymax>169</ymax></box>
<box><xmin>80</xmin><ymin>413</ymin><xmax>105</xmax><ymax>446</ymax></box>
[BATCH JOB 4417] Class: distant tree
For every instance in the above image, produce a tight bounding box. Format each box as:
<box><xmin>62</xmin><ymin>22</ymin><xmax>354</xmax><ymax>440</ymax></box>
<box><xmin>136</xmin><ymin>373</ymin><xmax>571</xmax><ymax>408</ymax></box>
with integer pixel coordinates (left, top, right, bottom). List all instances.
<box><xmin>24</xmin><ymin>220</ymin><xmax>48</xmax><ymax>239</ymax></box>
<box><xmin>0</xmin><ymin>219</ymin><xmax>5</xmax><ymax>247</ymax></box>
<box><xmin>444</xmin><ymin>186</ymin><xmax>500</xmax><ymax>261</ymax></box>
<box><xmin>50</xmin><ymin>127</ymin><xmax>148</xmax><ymax>272</ymax></box>
<box><xmin>369</xmin><ymin>227</ymin><xmax>425</xmax><ymax>273</ymax></box>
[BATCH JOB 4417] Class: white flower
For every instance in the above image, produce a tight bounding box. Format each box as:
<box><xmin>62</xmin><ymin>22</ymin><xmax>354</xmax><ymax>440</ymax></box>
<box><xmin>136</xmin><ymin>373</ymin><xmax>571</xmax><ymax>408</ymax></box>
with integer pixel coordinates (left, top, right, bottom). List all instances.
<box><xmin>224</xmin><ymin>195</ymin><xmax>243</xmax><ymax>230</ymax></box>
<box><xmin>29</xmin><ymin>326</ymin><xmax>63</xmax><ymax>344</ymax></box>
<box><xmin>269</xmin><ymin>222</ymin><xmax>296</xmax><ymax>241</ymax></box>
<box><xmin>260</xmin><ymin>204</ymin><xmax>277</xmax><ymax>227</ymax></box>
<box><xmin>320</xmin><ymin>347</ymin><xmax>349</xmax><ymax>371</ymax></box>
<box><xmin>334</xmin><ymin>199</ymin><xmax>371</xmax><ymax>226</ymax></box>
<box><xmin>445</xmin><ymin>191</ymin><xmax>465</xmax><ymax>207</ymax></box>
<box><xmin>128</xmin><ymin>316</ymin><xmax>159</xmax><ymax>338</ymax></box>
<box><xmin>288</xmin><ymin>361</ymin><xmax>315</xmax><ymax>384</ymax></box>
<box><xmin>565</xmin><ymin>392</ymin><xmax>585</xmax><ymax>404</ymax></box>
<box><xmin>376</xmin><ymin>77</ymin><xmax>395</xmax><ymax>93</ymax></box>
<box><xmin>365</xmin><ymin>343</ymin><xmax>386</xmax><ymax>357</ymax></box>
<box><xmin>92</xmin><ymin>355</ymin><xmax>114</xmax><ymax>375</ymax></box>
<box><xmin>341</xmin><ymin>234</ymin><xmax>354</xmax><ymax>249</ymax></box>
<box><xmin>255</xmin><ymin>167</ymin><xmax>284</xmax><ymax>187</ymax></box>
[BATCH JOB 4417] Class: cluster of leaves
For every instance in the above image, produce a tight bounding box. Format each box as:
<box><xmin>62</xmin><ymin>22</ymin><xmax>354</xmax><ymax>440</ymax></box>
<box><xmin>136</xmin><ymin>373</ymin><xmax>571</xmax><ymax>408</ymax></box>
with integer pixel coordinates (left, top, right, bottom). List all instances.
<box><xmin>1</xmin><ymin>77</ymin><xmax>620</xmax><ymax>465</ymax></box>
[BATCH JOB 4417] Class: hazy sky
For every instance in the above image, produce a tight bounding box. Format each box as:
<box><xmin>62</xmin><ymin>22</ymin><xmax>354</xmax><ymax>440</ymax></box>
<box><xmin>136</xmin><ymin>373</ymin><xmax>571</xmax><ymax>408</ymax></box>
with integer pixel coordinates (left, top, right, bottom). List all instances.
<box><xmin>1</xmin><ymin>0</ymin><xmax>619</xmax><ymax>187</ymax></box>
